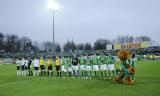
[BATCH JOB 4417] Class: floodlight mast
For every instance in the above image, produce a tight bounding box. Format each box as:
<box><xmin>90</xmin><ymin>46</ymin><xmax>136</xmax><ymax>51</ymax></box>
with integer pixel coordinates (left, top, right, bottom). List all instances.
<box><xmin>48</xmin><ymin>0</ymin><xmax>59</xmax><ymax>54</ymax></box>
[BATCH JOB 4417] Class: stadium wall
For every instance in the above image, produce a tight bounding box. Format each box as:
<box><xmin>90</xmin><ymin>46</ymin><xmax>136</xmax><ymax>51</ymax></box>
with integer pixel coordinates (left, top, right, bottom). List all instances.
<box><xmin>0</xmin><ymin>58</ymin><xmax>15</xmax><ymax>64</ymax></box>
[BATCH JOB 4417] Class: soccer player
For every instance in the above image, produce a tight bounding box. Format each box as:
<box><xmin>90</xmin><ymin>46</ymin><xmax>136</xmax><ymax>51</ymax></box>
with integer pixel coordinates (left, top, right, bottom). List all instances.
<box><xmin>33</xmin><ymin>57</ymin><xmax>40</xmax><ymax>76</ymax></box>
<box><xmin>24</xmin><ymin>57</ymin><xmax>28</xmax><ymax>75</ymax></box>
<box><xmin>79</xmin><ymin>54</ymin><xmax>86</xmax><ymax>78</ymax></box>
<box><xmin>99</xmin><ymin>52</ymin><xmax>107</xmax><ymax>79</ymax></box>
<box><xmin>72</xmin><ymin>54</ymin><xmax>80</xmax><ymax>78</ymax></box>
<box><xmin>16</xmin><ymin>58</ymin><xmax>22</xmax><ymax>76</ymax></box>
<box><xmin>21</xmin><ymin>57</ymin><xmax>26</xmax><ymax>76</ymax></box>
<box><xmin>27</xmin><ymin>57</ymin><xmax>32</xmax><ymax>76</ymax></box>
<box><xmin>55</xmin><ymin>56</ymin><xmax>61</xmax><ymax>77</ymax></box>
<box><xmin>66</xmin><ymin>56</ymin><xmax>72</xmax><ymax>77</ymax></box>
<box><xmin>130</xmin><ymin>53</ymin><xmax>136</xmax><ymax>80</ymax></box>
<box><xmin>47</xmin><ymin>57</ymin><xmax>53</xmax><ymax>77</ymax></box>
<box><xmin>40</xmin><ymin>57</ymin><xmax>45</xmax><ymax>75</ymax></box>
<box><xmin>61</xmin><ymin>57</ymin><xmax>67</xmax><ymax>78</ymax></box>
<box><xmin>85</xmin><ymin>55</ymin><xmax>92</xmax><ymax>79</ymax></box>
<box><xmin>92</xmin><ymin>54</ymin><xmax>100</xmax><ymax>79</ymax></box>
<box><xmin>107</xmin><ymin>54</ymin><xmax>115</xmax><ymax>79</ymax></box>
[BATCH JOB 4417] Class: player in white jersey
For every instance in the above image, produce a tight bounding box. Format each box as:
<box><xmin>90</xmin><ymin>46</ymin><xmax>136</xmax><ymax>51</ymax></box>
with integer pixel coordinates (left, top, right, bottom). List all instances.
<box><xmin>24</xmin><ymin>57</ymin><xmax>29</xmax><ymax>75</ymax></box>
<box><xmin>16</xmin><ymin>58</ymin><xmax>22</xmax><ymax>76</ymax></box>
<box><xmin>21</xmin><ymin>58</ymin><xmax>26</xmax><ymax>76</ymax></box>
<box><xmin>33</xmin><ymin>57</ymin><xmax>40</xmax><ymax>76</ymax></box>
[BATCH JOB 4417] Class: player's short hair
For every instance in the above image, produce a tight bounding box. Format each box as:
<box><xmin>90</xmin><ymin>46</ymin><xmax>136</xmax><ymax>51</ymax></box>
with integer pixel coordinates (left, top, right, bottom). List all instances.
<box><xmin>18</xmin><ymin>58</ymin><xmax>22</xmax><ymax>60</ymax></box>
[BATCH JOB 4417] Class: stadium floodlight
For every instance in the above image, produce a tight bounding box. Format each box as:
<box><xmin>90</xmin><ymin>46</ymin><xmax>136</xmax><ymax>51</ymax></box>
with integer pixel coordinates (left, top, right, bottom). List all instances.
<box><xmin>47</xmin><ymin>0</ymin><xmax>59</xmax><ymax>54</ymax></box>
<box><xmin>48</xmin><ymin>0</ymin><xmax>59</xmax><ymax>10</ymax></box>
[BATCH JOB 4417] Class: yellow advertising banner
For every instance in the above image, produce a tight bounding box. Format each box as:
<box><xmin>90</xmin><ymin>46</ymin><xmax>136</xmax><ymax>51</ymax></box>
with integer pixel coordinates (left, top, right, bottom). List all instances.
<box><xmin>114</xmin><ymin>42</ymin><xmax>150</xmax><ymax>49</ymax></box>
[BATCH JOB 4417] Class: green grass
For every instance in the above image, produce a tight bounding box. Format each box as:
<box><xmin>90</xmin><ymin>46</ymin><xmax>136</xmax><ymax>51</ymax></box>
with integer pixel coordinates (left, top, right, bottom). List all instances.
<box><xmin>0</xmin><ymin>60</ymin><xmax>160</xmax><ymax>96</ymax></box>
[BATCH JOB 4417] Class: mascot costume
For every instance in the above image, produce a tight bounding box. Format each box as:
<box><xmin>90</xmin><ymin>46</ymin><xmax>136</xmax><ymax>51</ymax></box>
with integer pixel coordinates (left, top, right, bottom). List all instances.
<box><xmin>114</xmin><ymin>50</ymin><xmax>136</xmax><ymax>84</ymax></box>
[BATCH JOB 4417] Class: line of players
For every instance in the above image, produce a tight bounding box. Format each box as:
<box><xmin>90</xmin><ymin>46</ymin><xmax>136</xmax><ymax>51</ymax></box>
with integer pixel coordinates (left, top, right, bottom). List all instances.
<box><xmin>16</xmin><ymin>52</ymin><xmax>116</xmax><ymax>79</ymax></box>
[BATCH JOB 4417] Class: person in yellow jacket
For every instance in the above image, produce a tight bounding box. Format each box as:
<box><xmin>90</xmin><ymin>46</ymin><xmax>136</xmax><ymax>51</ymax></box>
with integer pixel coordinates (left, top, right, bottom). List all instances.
<box><xmin>40</xmin><ymin>57</ymin><xmax>45</xmax><ymax>75</ymax></box>
<box><xmin>55</xmin><ymin>56</ymin><xmax>61</xmax><ymax>77</ymax></box>
<box><xmin>48</xmin><ymin>57</ymin><xmax>53</xmax><ymax>77</ymax></box>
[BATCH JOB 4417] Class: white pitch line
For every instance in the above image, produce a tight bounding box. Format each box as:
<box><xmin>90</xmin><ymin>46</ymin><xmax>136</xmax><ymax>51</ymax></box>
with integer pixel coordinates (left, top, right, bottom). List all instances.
<box><xmin>0</xmin><ymin>78</ymin><xmax>43</xmax><ymax>87</ymax></box>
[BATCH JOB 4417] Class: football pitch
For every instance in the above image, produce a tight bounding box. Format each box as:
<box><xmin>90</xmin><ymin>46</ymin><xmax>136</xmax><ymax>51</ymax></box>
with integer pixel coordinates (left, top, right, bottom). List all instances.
<box><xmin>0</xmin><ymin>60</ymin><xmax>160</xmax><ymax>96</ymax></box>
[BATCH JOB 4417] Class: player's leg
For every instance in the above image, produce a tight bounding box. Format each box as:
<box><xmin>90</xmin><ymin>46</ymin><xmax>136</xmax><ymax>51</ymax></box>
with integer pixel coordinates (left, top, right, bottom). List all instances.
<box><xmin>89</xmin><ymin>70</ymin><xmax>92</xmax><ymax>79</ymax></box>
<box><xmin>100</xmin><ymin>64</ymin><xmax>104</xmax><ymax>79</ymax></box>
<box><xmin>93</xmin><ymin>65</ymin><xmax>97</xmax><ymax>78</ymax></box>
<box><xmin>100</xmin><ymin>70</ymin><xmax>103</xmax><ymax>79</ymax></box>
<box><xmin>62</xmin><ymin>68</ymin><xmax>66</xmax><ymax>78</ymax></box>
<box><xmin>88</xmin><ymin>66</ymin><xmax>91</xmax><ymax>79</ymax></box>
<box><xmin>95</xmin><ymin>65</ymin><xmax>99</xmax><ymax>79</ymax></box>
<box><xmin>90</xmin><ymin>66</ymin><xmax>92</xmax><ymax>78</ymax></box>
<box><xmin>49</xmin><ymin>66</ymin><xmax>52</xmax><ymax>77</ymax></box>
<box><xmin>85</xmin><ymin>66</ymin><xmax>88</xmax><ymax>79</ymax></box>
<box><xmin>43</xmin><ymin>65</ymin><xmax>46</xmax><ymax>75</ymax></box>
<box><xmin>90</xmin><ymin>66</ymin><xmax>92</xmax><ymax>79</ymax></box>
<box><xmin>77</xmin><ymin>66</ymin><xmax>80</xmax><ymax>78</ymax></box>
<box><xmin>80</xmin><ymin>65</ymin><xmax>83</xmax><ymax>78</ymax></box>
<box><xmin>56</xmin><ymin>65</ymin><xmax>59</xmax><ymax>77</ymax></box>
<box><xmin>17</xmin><ymin>66</ymin><xmax>20</xmax><ymax>76</ymax></box>
<box><xmin>48</xmin><ymin>65</ymin><xmax>50</xmax><ymax>77</ymax></box>
<box><xmin>33</xmin><ymin>67</ymin><xmax>36</xmax><ymax>76</ymax></box>
<box><xmin>22</xmin><ymin>65</ymin><xmax>24</xmax><ymax>76</ymax></box>
<box><xmin>28</xmin><ymin>65</ymin><xmax>31</xmax><ymax>76</ymax></box>
<box><xmin>104</xmin><ymin>64</ymin><xmax>108</xmax><ymax>79</ymax></box>
<box><xmin>36</xmin><ymin>67</ymin><xmax>39</xmax><ymax>76</ymax></box>
<box><xmin>42</xmin><ymin>65</ymin><xmax>45</xmax><ymax>75</ymax></box>
<box><xmin>68</xmin><ymin>67</ymin><xmax>72</xmax><ymax>78</ymax></box>
<box><xmin>106</xmin><ymin>64</ymin><xmax>110</xmax><ymax>79</ymax></box>
<box><xmin>111</xmin><ymin>64</ymin><xmax>115</xmax><ymax>78</ymax></box>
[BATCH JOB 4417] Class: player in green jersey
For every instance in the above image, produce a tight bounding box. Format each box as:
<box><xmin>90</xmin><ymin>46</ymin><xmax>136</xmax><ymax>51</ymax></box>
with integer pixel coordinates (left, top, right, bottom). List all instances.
<box><xmin>85</xmin><ymin>55</ymin><xmax>92</xmax><ymax>79</ymax></box>
<box><xmin>79</xmin><ymin>54</ymin><xmax>86</xmax><ymax>78</ymax></box>
<box><xmin>129</xmin><ymin>53</ymin><xmax>136</xmax><ymax>80</ymax></box>
<box><xmin>92</xmin><ymin>53</ymin><xmax>100</xmax><ymax>79</ymax></box>
<box><xmin>61</xmin><ymin>57</ymin><xmax>67</xmax><ymax>78</ymax></box>
<box><xmin>107</xmin><ymin>54</ymin><xmax>115</xmax><ymax>79</ymax></box>
<box><xmin>66</xmin><ymin>56</ymin><xmax>72</xmax><ymax>78</ymax></box>
<box><xmin>99</xmin><ymin>52</ymin><xmax>107</xmax><ymax>79</ymax></box>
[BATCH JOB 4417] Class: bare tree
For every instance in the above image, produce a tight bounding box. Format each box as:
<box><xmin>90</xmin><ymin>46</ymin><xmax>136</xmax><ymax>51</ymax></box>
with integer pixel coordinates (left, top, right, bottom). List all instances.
<box><xmin>94</xmin><ymin>39</ymin><xmax>111</xmax><ymax>50</ymax></box>
<box><xmin>19</xmin><ymin>36</ymin><xmax>32</xmax><ymax>52</ymax></box>
<box><xmin>135</xmin><ymin>36</ymin><xmax>151</xmax><ymax>42</ymax></box>
<box><xmin>63</xmin><ymin>40</ymin><xmax>76</xmax><ymax>51</ymax></box>
<box><xmin>43</xmin><ymin>41</ymin><xmax>53</xmax><ymax>52</ymax></box>
<box><xmin>84</xmin><ymin>43</ymin><xmax>92</xmax><ymax>50</ymax></box>
<box><xmin>76</xmin><ymin>43</ymin><xmax>84</xmax><ymax>50</ymax></box>
<box><xmin>0</xmin><ymin>33</ymin><xmax>4</xmax><ymax>50</ymax></box>
<box><xmin>55</xmin><ymin>43</ymin><xmax>61</xmax><ymax>52</ymax></box>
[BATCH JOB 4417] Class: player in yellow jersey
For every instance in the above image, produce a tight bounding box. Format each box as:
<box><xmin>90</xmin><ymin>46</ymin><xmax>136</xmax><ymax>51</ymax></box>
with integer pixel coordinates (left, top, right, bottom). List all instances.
<box><xmin>55</xmin><ymin>56</ymin><xmax>61</xmax><ymax>77</ymax></box>
<box><xmin>40</xmin><ymin>57</ymin><xmax>45</xmax><ymax>75</ymax></box>
<box><xmin>48</xmin><ymin>57</ymin><xmax>53</xmax><ymax>77</ymax></box>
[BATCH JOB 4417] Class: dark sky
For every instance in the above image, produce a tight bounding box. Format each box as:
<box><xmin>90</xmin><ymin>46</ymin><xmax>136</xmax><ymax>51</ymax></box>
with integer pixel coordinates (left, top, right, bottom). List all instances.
<box><xmin>0</xmin><ymin>0</ymin><xmax>160</xmax><ymax>45</ymax></box>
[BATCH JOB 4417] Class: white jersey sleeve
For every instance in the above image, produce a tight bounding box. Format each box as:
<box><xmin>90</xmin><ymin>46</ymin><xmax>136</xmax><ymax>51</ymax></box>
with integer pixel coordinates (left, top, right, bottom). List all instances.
<box><xmin>25</xmin><ymin>60</ymin><xmax>28</xmax><ymax>67</ymax></box>
<box><xmin>16</xmin><ymin>61</ymin><xmax>20</xmax><ymax>66</ymax></box>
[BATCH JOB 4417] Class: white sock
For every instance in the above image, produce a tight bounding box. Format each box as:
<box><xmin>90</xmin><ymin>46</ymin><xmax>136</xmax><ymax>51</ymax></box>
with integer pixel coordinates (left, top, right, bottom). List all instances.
<box><xmin>24</xmin><ymin>71</ymin><xmax>26</xmax><ymax>76</ymax></box>
<box><xmin>36</xmin><ymin>71</ymin><xmax>39</xmax><ymax>76</ymax></box>
<box><xmin>49</xmin><ymin>71</ymin><xmax>52</xmax><ymax>76</ymax></box>
<box><xmin>22</xmin><ymin>71</ymin><xmax>24</xmax><ymax>76</ymax></box>
<box><xmin>17</xmin><ymin>71</ymin><xmax>19</xmax><ymax>76</ymax></box>
<box><xmin>34</xmin><ymin>71</ymin><xmax>36</xmax><ymax>76</ymax></box>
<box><xmin>18</xmin><ymin>71</ymin><xmax>21</xmax><ymax>76</ymax></box>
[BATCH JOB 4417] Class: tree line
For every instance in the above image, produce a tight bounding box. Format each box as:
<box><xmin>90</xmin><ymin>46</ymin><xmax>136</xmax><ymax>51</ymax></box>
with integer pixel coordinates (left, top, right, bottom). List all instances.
<box><xmin>0</xmin><ymin>32</ymin><xmax>151</xmax><ymax>53</ymax></box>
